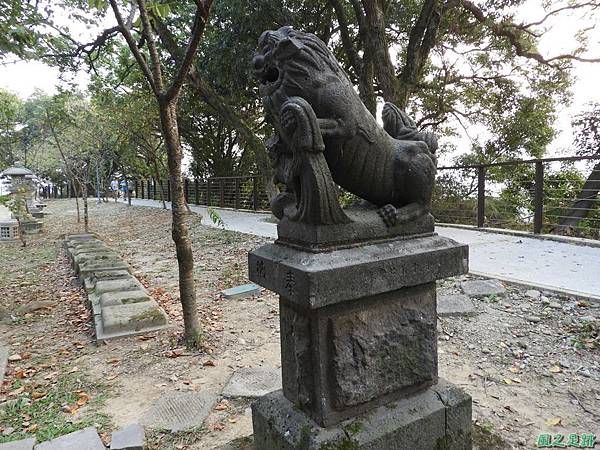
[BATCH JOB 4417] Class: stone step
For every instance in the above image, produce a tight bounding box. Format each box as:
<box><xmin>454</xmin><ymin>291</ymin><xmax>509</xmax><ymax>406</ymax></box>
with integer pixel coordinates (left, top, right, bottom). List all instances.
<box><xmin>110</xmin><ymin>423</ymin><xmax>144</xmax><ymax>450</ymax></box>
<box><xmin>220</xmin><ymin>283</ymin><xmax>261</xmax><ymax>300</ymax></box>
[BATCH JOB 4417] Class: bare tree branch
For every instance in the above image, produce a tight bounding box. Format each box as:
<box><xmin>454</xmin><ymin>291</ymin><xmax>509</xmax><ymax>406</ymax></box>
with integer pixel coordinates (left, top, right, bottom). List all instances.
<box><xmin>459</xmin><ymin>0</ymin><xmax>600</xmax><ymax>65</ymax></box>
<box><xmin>164</xmin><ymin>0</ymin><xmax>214</xmax><ymax>102</ymax></box>
<box><xmin>108</xmin><ymin>0</ymin><xmax>159</xmax><ymax>96</ymax></box>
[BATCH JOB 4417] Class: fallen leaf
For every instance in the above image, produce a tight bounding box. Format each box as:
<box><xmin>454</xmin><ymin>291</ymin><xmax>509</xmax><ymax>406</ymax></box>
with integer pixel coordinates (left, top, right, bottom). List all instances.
<box><xmin>203</xmin><ymin>360</ymin><xmax>215</xmax><ymax>367</ymax></box>
<box><xmin>62</xmin><ymin>404</ymin><xmax>79</xmax><ymax>414</ymax></box>
<box><xmin>508</xmin><ymin>367</ymin><xmax>519</xmax><ymax>374</ymax></box>
<box><xmin>165</xmin><ymin>349</ymin><xmax>184</xmax><ymax>358</ymax></box>
<box><xmin>106</xmin><ymin>358</ymin><xmax>120</xmax><ymax>364</ymax></box>
<box><xmin>549</xmin><ymin>366</ymin><xmax>562</xmax><ymax>373</ymax></box>
<box><xmin>76</xmin><ymin>394</ymin><xmax>90</xmax><ymax>406</ymax></box>
<box><xmin>9</xmin><ymin>386</ymin><xmax>25</xmax><ymax>396</ymax></box>
<box><xmin>209</xmin><ymin>422</ymin><xmax>225</xmax><ymax>431</ymax></box>
<box><xmin>512</xmin><ymin>378</ymin><xmax>522</xmax><ymax>384</ymax></box>
<box><xmin>68</xmin><ymin>367</ymin><xmax>79</xmax><ymax>374</ymax></box>
<box><xmin>545</xmin><ymin>417</ymin><xmax>562</xmax><ymax>427</ymax></box>
<box><xmin>503</xmin><ymin>378</ymin><xmax>513</xmax><ymax>385</ymax></box>
<box><xmin>14</xmin><ymin>369</ymin><xmax>26</xmax><ymax>379</ymax></box>
<box><xmin>8</xmin><ymin>354</ymin><xmax>22</xmax><ymax>362</ymax></box>
<box><xmin>31</xmin><ymin>391</ymin><xmax>47</xmax><ymax>400</ymax></box>
<box><xmin>214</xmin><ymin>404</ymin><xmax>228</xmax><ymax>411</ymax></box>
<box><xmin>228</xmin><ymin>417</ymin><xmax>237</xmax><ymax>423</ymax></box>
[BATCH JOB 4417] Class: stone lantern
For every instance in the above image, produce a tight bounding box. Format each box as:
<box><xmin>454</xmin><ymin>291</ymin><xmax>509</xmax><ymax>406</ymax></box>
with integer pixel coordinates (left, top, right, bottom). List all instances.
<box><xmin>0</xmin><ymin>163</ymin><xmax>43</xmax><ymax>234</ymax></box>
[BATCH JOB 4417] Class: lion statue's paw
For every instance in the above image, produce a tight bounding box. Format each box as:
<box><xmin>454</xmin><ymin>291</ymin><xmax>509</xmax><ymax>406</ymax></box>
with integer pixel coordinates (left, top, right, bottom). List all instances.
<box><xmin>377</xmin><ymin>204</ymin><xmax>398</xmax><ymax>228</ymax></box>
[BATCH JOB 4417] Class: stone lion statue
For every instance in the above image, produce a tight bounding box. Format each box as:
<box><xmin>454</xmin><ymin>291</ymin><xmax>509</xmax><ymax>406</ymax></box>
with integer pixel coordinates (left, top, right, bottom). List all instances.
<box><xmin>253</xmin><ymin>26</ymin><xmax>437</xmax><ymax>228</ymax></box>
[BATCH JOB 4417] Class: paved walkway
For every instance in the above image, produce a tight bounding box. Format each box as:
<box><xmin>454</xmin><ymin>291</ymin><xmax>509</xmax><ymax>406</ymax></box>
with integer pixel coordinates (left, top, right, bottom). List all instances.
<box><xmin>127</xmin><ymin>198</ymin><xmax>600</xmax><ymax>301</ymax></box>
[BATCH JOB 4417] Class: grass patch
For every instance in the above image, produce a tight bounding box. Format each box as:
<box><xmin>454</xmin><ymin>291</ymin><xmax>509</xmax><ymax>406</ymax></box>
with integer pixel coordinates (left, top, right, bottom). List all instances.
<box><xmin>146</xmin><ymin>426</ymin><xmax>207</xmax><ymax>449</ymax></box>
<box><xmin>472</xmin><ymin>422</ymin><xmax>508</xmax><ymax>449</ymax></box>
<box><xmin>0</xmin><ymin>373</ymin><xmax>111</xmax><ymax>444</ymax></box>
<box><xmin>569</xmin><ymin>320</ymin><xmax>600</xmax><ymax>352</ymax></box>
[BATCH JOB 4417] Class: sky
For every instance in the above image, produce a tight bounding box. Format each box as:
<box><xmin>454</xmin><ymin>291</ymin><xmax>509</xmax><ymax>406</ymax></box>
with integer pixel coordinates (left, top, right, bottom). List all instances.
<box><xmin>0</xmin><ymin>1</ymin><xmax>598</xmax><ymax>163</ymax></box>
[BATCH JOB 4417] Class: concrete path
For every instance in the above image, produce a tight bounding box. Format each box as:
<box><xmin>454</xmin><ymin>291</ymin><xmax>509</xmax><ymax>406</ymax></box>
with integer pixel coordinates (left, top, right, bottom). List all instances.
<box><xmin>126</xmin><ymin>198</ymin><xmax>600</xmax><ymax>301</ymax></box>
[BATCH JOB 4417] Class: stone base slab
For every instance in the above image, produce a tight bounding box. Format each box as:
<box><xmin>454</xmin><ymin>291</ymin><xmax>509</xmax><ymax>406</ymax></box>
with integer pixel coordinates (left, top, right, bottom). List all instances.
<box><xmin>252</xmin><ymin>379</ymin><xmax>472</xmax><ymax>450</ymax></box>
<box><xmin>276</xmin><ymin>209</ymin><xmax>435</xmax><ymax>251</ymax></box>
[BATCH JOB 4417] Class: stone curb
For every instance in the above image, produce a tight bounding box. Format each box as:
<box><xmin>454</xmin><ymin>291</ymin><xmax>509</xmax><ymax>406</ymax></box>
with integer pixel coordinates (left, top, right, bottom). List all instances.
<box><xmin>64</xmin><ymin>234</ymin><xmax>169</xmax><ymax>342</ymax></box>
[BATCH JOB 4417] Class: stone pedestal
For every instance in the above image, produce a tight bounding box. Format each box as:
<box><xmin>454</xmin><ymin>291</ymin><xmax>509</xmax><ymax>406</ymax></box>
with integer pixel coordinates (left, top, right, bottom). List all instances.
<box><xmin>249</xmin><ymin>233</ymin><xmax>472</xmax><ymax>449</ymax></box>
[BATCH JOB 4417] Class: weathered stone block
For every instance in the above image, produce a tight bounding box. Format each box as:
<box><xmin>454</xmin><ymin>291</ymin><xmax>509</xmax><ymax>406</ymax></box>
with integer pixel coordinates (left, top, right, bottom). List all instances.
<box><xmin>141</xmin><ymin>391</ymin><xmax>217</xmax><ymax>432</ymax></box>
<box><xmin>35</xmin><ymin>426</ymin><xmax>104</xmax><ymax>450</ymax></box>
<box><xmin>73</xmin><ymin>252</ymin><xmax>120</xmax><ymax>266</ymax></box>
<box><xmin>329</xmin><ymin>285</ymin><xmax>437</xmax><ymax>409</ymax></box>
<box><xmin>460</xmin><ymin>279</ymin><xmax>505</xmax><ymax>297</ymax></box>
<box><xmin>94</xmin><ymin>278</ymin><xmax>142</xmax><ymax>295</ymax></box>
<box><xmin>79</xmin><ymin>261</ymin><xmax>131</xmax><ymax>279</ymax></box>
<box><xmin>110</xmin><ymin>423</ymin><xmax>145</xmax><ymax>450</ymax></box>
<box><xmin>276</xmin><ymin>210</ymin><xmax>435</xmax><ymax>251</ymax></box>
<box><xmin>252</xmin><ymin>379</ymin><xmax>472</xmax><ymax>450</ymax></box>
<box><xmin>222</xmin><ymin>367</ymin><xmax>282</xmax><ymax>398</ymax></box>
<box><xmin>280</xmin><ymin>283</ymin><xmax>437</xmax><ymax>426</ymax></box>
<box><xmin>0</xmin><ymin>437</ymin><xmax>36</xmax><ymax>450</ymax></box>
<box><xmin>102</xmin><ymin>301</ymin><xmax>167</xmax><ymax>334</ymax></box>
<box><xmin>100</xmin><ymin>290</ymin><xmax>152</xmax><ymax>307</ymax></box>
<box><xmin>220</xmin><ymin>283</ymin><xmax>261</xmax><ymax>300</ymax></box>
<box><xmin>92</xmin><ymin>270</ymin><xmax>131</xmax><ymax>281</ymax></box>
<box><xmin>84</xmin><ymin>270</ymin><xmax>132</xmax><ymax>291</ymax></box>
<box><xmin>437</xmin><ymin>294</ymin><xmax>476</xmax><ymax>317</ymax></box>
<box><xmin>68</xmin><ymin>243</ymin><xmax>108</xmax><ymax>255</ymax></box>
<box><xmin>65</xmin><ymin>233</ymin><xmax>99</xmax><ymax>242</ymax></box>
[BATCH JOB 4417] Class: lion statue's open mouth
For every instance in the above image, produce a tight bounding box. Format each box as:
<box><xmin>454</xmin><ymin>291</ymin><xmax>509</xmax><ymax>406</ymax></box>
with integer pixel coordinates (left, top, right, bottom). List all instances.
<box><xmin>253</xmin><ymin>31</ymin><xmax>287</xmax><ymax>96</ymax></box>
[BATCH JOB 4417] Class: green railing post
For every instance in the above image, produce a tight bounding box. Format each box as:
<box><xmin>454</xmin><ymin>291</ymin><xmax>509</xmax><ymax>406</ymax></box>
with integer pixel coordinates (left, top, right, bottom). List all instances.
<box><xmin>534</xmin><ymin>161</ymin><xmax>544</xmax><ymax>234</ymax></box>
<box><xmin>477</xmin><ymin>165</ymin><xmax>486</xmax><ymax>228</ymax></box>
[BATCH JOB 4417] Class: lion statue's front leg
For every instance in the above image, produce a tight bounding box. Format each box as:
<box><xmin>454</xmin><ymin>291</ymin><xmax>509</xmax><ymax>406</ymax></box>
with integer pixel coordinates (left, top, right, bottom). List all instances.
<box><xmin>269</xmin><ymin>97</ymin><xmax>350</xmax><ymax>225</ymax></box>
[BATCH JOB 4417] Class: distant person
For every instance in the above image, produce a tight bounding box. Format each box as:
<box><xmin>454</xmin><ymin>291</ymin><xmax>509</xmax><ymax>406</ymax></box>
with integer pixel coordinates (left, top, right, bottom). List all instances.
<box><xmin>120</xmin><ymin>179</ymin><xmax>128</xmax><ymax>201</ymax></box>
<box><xmin>110</xmin><ymin>179</ymin><xmax>119</xmax><ymax>202</ymax></box>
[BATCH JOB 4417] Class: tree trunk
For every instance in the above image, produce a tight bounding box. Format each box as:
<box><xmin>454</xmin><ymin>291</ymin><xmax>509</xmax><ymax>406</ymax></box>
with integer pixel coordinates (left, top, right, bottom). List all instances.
<box><xmin>362</xmin><ymin>0</ymin><xmax>401</xmax><ymax>105</ymax></box>
<box><xmin>82</xmin><ymin>183</ymin><xmax>89</xmax><ymax>232</ymax></box>
<box><xmin>15</xmin><ymin>216</ymin><xmax>26</xmax><ymax>248</ymax></box>
<box><xmin>153</xmin><ymin>161</ymin><xmax>167</xmax><ymax>209</ymax></box>
<box><xmin>74</xmin><ymin>186</ymin><xmax>81</xmax><ymax>223</ymax></box>
<box><xmin>159</xmin><ymin>99</ymin><xmax>201</xmax><ymax>344</ymax></box>
<box><xmin>553</xmin><ymin>161</ymin><xmax>600</xmax><ymax>233</ymax></box>
<box><xmin>152</xmin><ymin>19</ymin><xmax>277</xmax><ymax>202</ymax></box>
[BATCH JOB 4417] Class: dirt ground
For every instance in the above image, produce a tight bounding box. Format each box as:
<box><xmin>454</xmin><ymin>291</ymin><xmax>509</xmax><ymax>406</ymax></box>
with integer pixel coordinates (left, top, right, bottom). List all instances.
<box><xmin>0</xmin><ymin>199</ymin><xmax>598</xmax><ymax>449</ymax></box>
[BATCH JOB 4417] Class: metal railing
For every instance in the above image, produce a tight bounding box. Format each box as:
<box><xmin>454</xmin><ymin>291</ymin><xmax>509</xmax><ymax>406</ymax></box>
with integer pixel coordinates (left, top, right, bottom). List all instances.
<box><xmin>134</xmin><ymin>176</ymin><xmax>271</xmax><ymax>211</ymax></box>
<box><xmin>44</xmin><ymin>176</ymin><xmax>271</xmax><ymax>211</ymax></box>
<box><xmin>46</xmin><ymin>155</ymin><xmax>600</xmax><ymax>240</ymax></box>
<box><xmin>433</xmin><ymin>155</ymin><xmax>600</xmax><ymax>239</ymax></box>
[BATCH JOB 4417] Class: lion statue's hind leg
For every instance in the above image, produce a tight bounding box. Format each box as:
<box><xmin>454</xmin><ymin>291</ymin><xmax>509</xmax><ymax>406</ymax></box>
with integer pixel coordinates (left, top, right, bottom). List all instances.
<box><xmin>378</xmin><ymin>203</ymin><xmax>430</xmax><ymax>228</ymax></box>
